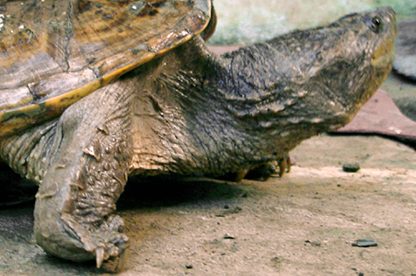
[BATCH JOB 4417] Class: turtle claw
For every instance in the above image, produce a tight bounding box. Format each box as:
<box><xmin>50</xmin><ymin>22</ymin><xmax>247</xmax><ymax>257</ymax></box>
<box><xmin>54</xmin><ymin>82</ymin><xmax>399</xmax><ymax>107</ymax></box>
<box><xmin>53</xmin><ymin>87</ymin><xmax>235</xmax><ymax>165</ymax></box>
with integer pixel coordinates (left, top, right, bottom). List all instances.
<box><xmin>96</xmin><ymin>242</ymin><xmax>126</xmax><ymax>271</ymax></box>
<box><xmin>61</xmin><ymin>214</ymin><xmax>129</xmax><ymax>272</ymax></box>
<box><xmin>96</xmin><ymin>247</ymin><xmax>105</xmax><ymax>268</ymax></box>
<box><xmin>91</xmin><ymin>216</ymin><xmax>129</xmax><ymax>271</ymax></box>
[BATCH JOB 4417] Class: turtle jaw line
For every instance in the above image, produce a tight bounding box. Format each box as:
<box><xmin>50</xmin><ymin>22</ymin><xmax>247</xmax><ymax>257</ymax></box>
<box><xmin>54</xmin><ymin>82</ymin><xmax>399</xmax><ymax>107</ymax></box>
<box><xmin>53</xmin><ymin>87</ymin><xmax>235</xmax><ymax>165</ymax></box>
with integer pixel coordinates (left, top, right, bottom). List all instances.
<box><xmin>371</xmin><ymin>51</ymin><xmax>393</xmax><ymax>69</ymax></box>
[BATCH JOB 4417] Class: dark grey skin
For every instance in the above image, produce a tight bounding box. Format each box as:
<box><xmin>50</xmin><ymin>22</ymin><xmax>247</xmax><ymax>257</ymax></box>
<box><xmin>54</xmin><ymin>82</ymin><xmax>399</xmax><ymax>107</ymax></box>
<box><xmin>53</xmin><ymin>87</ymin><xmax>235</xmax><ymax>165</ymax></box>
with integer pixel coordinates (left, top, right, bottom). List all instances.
<box><xmin>0</xmin><ymin>7</ymin><xmax>396</xmax><ymax>271</ymax></box>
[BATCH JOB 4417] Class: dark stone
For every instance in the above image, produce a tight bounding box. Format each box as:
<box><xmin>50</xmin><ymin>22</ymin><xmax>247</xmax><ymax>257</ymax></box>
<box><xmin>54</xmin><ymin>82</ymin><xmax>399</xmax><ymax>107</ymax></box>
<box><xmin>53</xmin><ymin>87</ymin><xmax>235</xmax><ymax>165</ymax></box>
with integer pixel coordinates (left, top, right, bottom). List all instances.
<box><xmin>342</xmin><ymin>163</ymin><xmax>360</xmax><ymax>173</ymax></box>
<box><xmin>352</xmin><ymin>239</ymin><xmax>378</xmax><ymax>247</ymax></box>
<box><xmin>223</xmin><ymin>234</ymin><xmax>236</xmax><ymax>240</ymax></box>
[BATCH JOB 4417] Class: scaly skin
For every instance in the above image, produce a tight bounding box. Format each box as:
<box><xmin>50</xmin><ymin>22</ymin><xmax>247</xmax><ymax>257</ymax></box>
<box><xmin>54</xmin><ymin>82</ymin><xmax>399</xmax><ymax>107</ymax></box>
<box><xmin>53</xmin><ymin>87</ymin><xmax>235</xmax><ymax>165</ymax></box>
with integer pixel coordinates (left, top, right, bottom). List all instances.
<box><xmin>0</xmin><ymin>8</ymin><xmax>396</xmax><ymax>272</ymax></box>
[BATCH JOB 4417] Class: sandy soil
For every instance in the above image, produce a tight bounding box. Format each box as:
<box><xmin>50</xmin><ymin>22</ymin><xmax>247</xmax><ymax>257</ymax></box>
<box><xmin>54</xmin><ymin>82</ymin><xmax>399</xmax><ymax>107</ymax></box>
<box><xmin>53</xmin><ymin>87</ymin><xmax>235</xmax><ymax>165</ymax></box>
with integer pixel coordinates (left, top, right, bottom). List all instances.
<box><xmin>0</xmin><ymin>135</ymin><xmax>415</xmax><ymax>275</ymax></box>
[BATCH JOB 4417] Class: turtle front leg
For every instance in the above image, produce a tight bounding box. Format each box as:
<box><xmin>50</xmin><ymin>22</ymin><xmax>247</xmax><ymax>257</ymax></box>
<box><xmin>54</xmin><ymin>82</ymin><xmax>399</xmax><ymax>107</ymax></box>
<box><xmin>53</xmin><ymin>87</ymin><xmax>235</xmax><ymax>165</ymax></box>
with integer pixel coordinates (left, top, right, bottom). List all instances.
<box><xmin>34</xmin><ymin>86</ymin><xmax>133</xmax><ymax>272</ymax></box>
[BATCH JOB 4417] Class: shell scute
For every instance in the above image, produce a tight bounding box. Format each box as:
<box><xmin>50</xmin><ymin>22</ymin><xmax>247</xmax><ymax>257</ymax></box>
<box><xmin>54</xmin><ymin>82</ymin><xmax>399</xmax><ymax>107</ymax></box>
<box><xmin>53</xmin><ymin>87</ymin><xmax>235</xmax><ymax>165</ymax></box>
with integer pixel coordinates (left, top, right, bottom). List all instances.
<box><xmin>0</xmin><ymin>0</ymin><xmax>211</xmax><ymax>137</ymax></box>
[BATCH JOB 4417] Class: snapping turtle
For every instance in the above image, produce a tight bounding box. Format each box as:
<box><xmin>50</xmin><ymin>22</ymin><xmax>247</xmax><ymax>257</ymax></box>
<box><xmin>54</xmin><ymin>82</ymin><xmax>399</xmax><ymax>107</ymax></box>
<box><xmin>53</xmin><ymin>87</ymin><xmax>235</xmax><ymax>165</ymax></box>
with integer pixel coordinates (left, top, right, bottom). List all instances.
<box><xmin>0</xmin><ymin>0</ymin><xmax>396</xmax><ymax>271</ymax></box>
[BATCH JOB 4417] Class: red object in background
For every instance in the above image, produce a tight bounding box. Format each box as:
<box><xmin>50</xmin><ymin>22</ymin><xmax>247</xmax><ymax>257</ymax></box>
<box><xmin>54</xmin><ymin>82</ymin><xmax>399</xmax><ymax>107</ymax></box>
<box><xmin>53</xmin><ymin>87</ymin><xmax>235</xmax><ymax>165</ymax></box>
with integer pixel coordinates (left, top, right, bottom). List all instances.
<box><xmin>336</xmin><ymin>90</ymin><xmax>416</xmax><ymax>147</ymax></box>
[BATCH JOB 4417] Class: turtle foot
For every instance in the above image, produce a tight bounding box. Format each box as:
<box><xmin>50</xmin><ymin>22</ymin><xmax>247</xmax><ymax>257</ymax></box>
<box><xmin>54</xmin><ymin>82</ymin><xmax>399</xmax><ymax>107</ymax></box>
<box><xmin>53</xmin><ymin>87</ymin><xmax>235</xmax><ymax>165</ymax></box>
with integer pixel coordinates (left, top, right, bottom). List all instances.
<box><xmin>61</xmin><ymin>214</ymin><xmax>129</xmax><ymax>272</ymax></box>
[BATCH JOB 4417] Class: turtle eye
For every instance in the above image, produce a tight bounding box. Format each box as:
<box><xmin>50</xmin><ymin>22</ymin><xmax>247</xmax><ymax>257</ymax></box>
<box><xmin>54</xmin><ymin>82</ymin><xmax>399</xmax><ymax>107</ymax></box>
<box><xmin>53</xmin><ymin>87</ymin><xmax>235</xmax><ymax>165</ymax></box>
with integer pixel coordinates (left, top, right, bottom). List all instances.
<box><xmin>370</xmin><ymin>16</ymin><xmax>383</xmax><ymax>33</ymax></box>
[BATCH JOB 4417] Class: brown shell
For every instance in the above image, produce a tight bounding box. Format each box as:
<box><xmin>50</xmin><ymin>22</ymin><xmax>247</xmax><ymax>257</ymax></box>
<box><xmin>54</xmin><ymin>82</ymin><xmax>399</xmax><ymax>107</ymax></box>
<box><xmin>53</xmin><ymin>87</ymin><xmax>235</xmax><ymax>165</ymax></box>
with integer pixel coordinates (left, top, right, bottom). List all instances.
<box><xmin>0</xmin><ymin>0</ymin><xmax>211</xmax><ymax>137</ymax></box>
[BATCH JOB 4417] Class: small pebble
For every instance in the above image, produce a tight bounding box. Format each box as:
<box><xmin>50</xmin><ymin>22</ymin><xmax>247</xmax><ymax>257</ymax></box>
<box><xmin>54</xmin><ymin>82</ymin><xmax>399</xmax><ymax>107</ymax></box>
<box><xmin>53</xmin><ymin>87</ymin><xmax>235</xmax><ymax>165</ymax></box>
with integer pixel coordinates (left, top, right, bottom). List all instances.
<box><xmin>352</xmin><ymin>239</ymin><xmax>378</xmax><ymax>247</ymax></box>
<box><xmin>304</xmin><ymin>240</ymin><xmax>321</xmax><ymax>247</ymax></box>
<box><xmin>342</xmin><ymin>163</ymin><xmax>360</xmax><ymax>173</ymax></box>
<box><xmin>223</xmin><ymin>234</ymin><xmax>235</xmax><ymax>240</ymax></box>
<box><xmin>185</xmin><ymin>264</ymin><xmax>193</xmax><ymax>269</ymax></box>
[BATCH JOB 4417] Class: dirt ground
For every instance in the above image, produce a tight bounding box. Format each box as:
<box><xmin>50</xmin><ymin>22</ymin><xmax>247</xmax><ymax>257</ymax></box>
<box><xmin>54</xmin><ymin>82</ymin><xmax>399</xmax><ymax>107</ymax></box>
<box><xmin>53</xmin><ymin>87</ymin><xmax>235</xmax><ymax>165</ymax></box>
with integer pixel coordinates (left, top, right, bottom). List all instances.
<box><xmin>0</xmin><ymin>135</ymin><xmax>415</xmax><ymax>276</ymax></box>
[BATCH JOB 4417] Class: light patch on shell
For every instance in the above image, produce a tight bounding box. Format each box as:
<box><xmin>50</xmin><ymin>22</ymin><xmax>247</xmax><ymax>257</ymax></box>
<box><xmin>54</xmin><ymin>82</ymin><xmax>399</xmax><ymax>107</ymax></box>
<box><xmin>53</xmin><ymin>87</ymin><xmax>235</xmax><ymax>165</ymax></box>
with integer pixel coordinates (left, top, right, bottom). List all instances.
<box><xmin>131</xmin><ymin>43</ymin><xmax>148</xmax><ymax>55</ymax></box>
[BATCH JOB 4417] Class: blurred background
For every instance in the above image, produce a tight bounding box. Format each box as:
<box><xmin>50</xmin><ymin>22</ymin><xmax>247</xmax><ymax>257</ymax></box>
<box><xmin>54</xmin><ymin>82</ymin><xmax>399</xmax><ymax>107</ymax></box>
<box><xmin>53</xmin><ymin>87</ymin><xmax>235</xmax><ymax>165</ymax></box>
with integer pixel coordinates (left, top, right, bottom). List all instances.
<box><xmin>210</xmin><ymin>0</ymin><xmax>416</xmax><ymax>45</ymax></box>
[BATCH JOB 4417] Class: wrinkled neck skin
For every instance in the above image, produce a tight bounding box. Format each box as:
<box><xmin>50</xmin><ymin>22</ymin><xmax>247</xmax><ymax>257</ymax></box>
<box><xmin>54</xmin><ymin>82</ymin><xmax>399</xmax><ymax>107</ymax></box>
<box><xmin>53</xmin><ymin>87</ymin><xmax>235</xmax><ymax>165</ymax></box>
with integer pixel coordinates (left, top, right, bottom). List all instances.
<box><xmin>130</xmin><ymin>32</ymin><xmax>378</xmax><ymax>177</ymax></box>
<box><xmin>129</xmin><ymin>38</ymin><xmax>275</xmax><ymax>177</ymax></box>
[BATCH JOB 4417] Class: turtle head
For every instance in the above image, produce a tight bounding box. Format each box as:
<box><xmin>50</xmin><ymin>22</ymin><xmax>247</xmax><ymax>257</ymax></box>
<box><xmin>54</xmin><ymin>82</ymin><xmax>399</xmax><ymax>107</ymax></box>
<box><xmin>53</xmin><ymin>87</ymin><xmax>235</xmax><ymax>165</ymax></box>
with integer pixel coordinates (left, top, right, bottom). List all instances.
<box><xmin>221</xmin><ymin>7</ymin><xmax>396</xmax><ymax>154</ymax></box>
<box><xmin>324</xmin><ymin>7</ymin><xmax>397</xmax><ymax>112</ymax></box>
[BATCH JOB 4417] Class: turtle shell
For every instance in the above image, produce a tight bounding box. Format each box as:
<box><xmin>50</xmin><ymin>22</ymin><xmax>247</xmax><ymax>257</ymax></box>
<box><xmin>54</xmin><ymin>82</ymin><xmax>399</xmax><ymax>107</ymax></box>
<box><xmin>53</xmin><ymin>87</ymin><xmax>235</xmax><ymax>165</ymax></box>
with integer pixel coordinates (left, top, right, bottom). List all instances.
<box><xmin>0</xmin><ymin>0</ymin><xmax>211</xmax><ymax>137</ymax></box>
